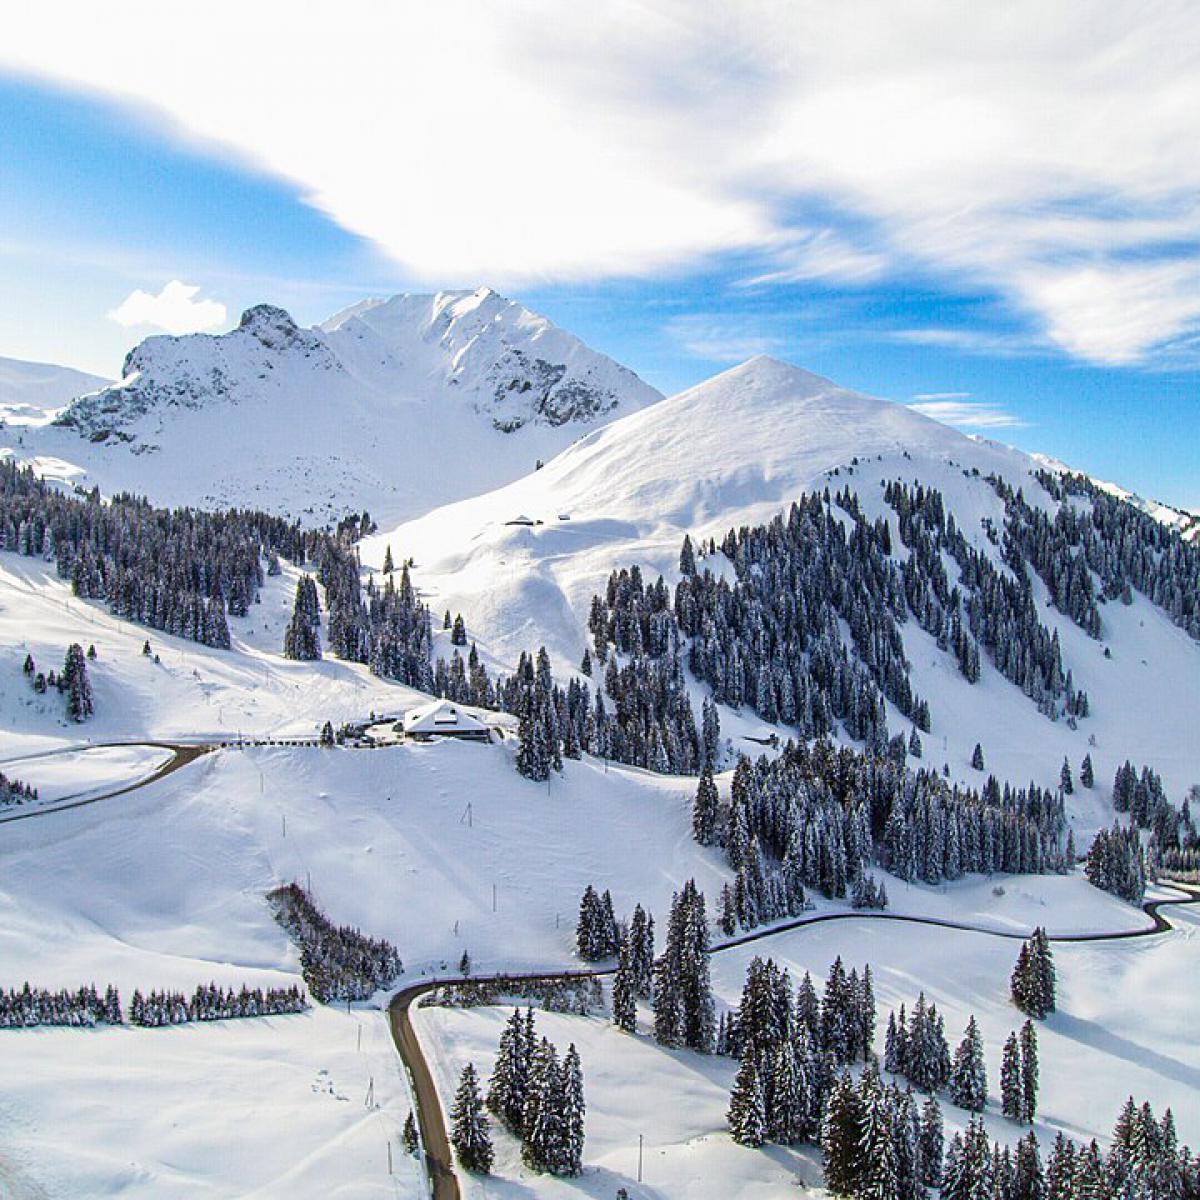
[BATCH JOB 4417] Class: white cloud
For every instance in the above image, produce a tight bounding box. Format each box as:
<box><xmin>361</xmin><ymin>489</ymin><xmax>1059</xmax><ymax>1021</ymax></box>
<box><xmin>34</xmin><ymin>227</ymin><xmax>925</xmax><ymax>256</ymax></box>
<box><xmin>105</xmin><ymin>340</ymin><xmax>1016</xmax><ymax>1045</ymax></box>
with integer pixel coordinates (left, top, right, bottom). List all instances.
<box><xmin>7</xmin><ymin>3</ymin><xmax>1200</xmax><ymax>363</ymax></box>
<box><xmin>909</xmin><ymin>399</ymin><xmax>1027</xmax><ymax>430</ymax></box>
<box><xmin>665</xmin><ymin>315</ymin><xmax>784</xmax><ymax>364</ymax></box>
<box><xmin>109</xmin><ymin>280</ymin><xmax>226</xmax><ymax>335</ymax></box>
<box><xmin>912</xmin><ymin>392</ymin><xmax>971</xmax><ymax>402</ymax></box>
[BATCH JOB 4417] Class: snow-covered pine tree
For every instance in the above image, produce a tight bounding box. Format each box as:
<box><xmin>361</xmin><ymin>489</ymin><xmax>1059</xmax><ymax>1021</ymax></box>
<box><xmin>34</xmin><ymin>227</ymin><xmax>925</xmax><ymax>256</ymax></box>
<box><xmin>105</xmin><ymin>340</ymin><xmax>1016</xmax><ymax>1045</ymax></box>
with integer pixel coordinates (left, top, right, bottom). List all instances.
<box><xmin>920</xmin><ymin>1095</ymin><xmax>944</xmax><ymax>1187</ymax></box>
<box><xmin>1060</xmin><ymin>757</ymin><xmax>1074</xmax><ymax>795</ymax></box>
<box><xmin>1001</xmin><ymin>1031</ymin><xmax>1024</xmax><ymax>1121</ymax></box>
<box><xmin>821</xmin><ymin>1070</ymin><xmax>864</xmax><ymax>1196</ymax></box>
<box><xmin>1019</xmin><ymin>1020</ymin><xmax>1039</xmax><ymax>1124</ymax></box>
<box><xmin>487</xmin><ymin>1008</ymin><xmax>532</xmax><ymax>1133</ymax></box>
<box><xmin>62</xmin><ymin>642</ymin><xmax>93</xmax><ymax>722</ymax></box>
<box><xmin>971</xmin><ymin>743</ymin><xmax>985</xmax><ymax>771</ymax></box>
<box><xmin>612</xmin><ymin>938</ymin><xmax>637</xmax><ymax>1033</ymax></box>
<box><xmin>1014</xmin><ymin>1130</ymin><xmax>1044</xmax><ymax>1200</ymax></box>
<box><xmin>1080</xmin><ymin>753</ymin><xmax>1094</xmax><ymax>789</ymax></box>
<box><xmin>693</xmin><ymin>766</ymin><xmax>720</xmax><ymax>846</ymax></box>
<box><xmin>283</xmin><ymin>576</ymin><xmax>321</xmax><ymax>660</ymax></box>
<box><xmin>402</xmin><ymin>1111</ymin><xmax>419</xmax><ymax>1156</ymax></box>
<box><xmin>559</xmin><ymin>1043</ymin><xmax>585</xmax><ymax>1176</ymax></box>
<box><xmin>449</xmin><ymin>1063</ymin><xmax>493</xmax><ymax>1174</ymax></box>
<box><xmin>727</xmin><ymin>1054</ymin><xmax>766</xmax><ymax>1147</ymax></box>
<box><xmin>949</xmin><ymin>1016</ymin><xmax>987</xmax><ymax>1113</ymax></box>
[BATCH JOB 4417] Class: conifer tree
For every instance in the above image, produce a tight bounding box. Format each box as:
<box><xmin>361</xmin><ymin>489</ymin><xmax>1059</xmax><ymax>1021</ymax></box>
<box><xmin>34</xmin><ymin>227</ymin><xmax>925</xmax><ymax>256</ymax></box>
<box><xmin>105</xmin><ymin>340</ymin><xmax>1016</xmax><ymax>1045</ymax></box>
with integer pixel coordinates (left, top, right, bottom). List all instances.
<box><xmin>1001</xmin><ymin>1031</ymin><xmax>1024</xmax><ymax>1121</ymax></box>
<box><xmin>693</xmin><ymin>765</ymin><xmax>720</xmax><ymax>846</ymax></box>
<box><xmin>522</xmin><ymin>1037</ymin><xmax>563</xmax><ymax>1172</ymax></box>
<box><xmin>487</xmin><ymin>1008</ymin><xmax>532</xmax><ymax>1133</ymax></box>
<box><xmin>1080</xmin><ymin>753</ymin><xmax>1094</xmax><ymax>789</ymax></box>
<box><xmin>612</xmin><ymin>938</ymin><xmax>637</xmax><ymax>1033</ymax></box>
<box><xmin>821</xmin><ymin>1071</ymin><xmax>864</xmax><ymax>1195</ymax></box>
<box><xmin>450</xmin><ymin>1063</ymin><xmax>493</xmax><ymax>1174</ymax></box>
<box><xmin>1019</xmin><ymin>1020</ymin><xmax>1039</xmax><ymax>1123</ymax></box>
<box><xmin>560</xmin><ymin>1043</ymin><xmax>585</xmax><ymax>1176</ymax></box>
<box><xmin>950</xmin><ymin>1016</ymin><xmax>987</xmax><ymax>1113</ymax></box>
<box><xmin>62</xmin><ymin>642</ymin><xmax>93</xmax><ymax>721</ymax></box>
<box><xmin>402</xmin><ymin>1111</ymin><xmax>419</xmax><ymax>1156</ymax></box>
<box><xmin>283</xmin><ymin>576</ymin><xmax>321</xmax><ymax>660</ymax></box>
<box><xmin>971</xmin><ymin>743</ymin><xmax>985</xmax><ymax>771</ymax></box>
<box><xmin>1060</xmin><ymin>757</ymin><xmax>1074</xmax><ymax>795</ymax></box>
<box><xmin>1014</xmin><ymin>1131</ymin><xmax>1044</xmax><ymax>1200</ymax></box>
<box><xmin>383</xmin><ymin>545</ymin><xmax>394</xmax><ymax>574</ymax></box>
<box><xmin>920</xmin><ymin>1095</ymin><xmax>944</xmax><ymax>1187</ymax></box>
<box><xmin>727</xmin><ymin>1054</ymin><xmax>766</xmax><ymax>1147</ymax></box>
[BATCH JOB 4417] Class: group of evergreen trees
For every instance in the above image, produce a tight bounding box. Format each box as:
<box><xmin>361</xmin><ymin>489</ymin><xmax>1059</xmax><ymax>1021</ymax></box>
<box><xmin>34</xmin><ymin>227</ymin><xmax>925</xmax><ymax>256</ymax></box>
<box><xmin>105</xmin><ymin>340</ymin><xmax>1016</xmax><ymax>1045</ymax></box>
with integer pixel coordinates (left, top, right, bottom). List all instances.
<box><xmin>885</xmin><ymin>480</ymin><xmax>1088</xmax><ymax>721</ymax></box>
<box><xmin>1086</xmin><ymin>825</ymin><xmax>1149</xmax><ymax>904</ymax></box>
<box><xmin>1113</xmin><ymin>761</ymin><xmax>1199</xmax><ymax>862</ymax></box>
<box><xmin>701</xmin><ymin>740</ymin><xmax>1068</xmax><ymax>938</ymax></box>
<box><xmin>884</xmin><ymin>1000</ymin><xmax>998</xmax><ymax>1116</ymax></box>
<box><xmin>419</xmin><ymin>975</ymin><xmax>604</xmax><ymax>1016</ymax></box>
<box><xmin>724</xmin><ymin>955</ymin><xmax>876</xmax><ymax>1148</ymax></box>
<box><xmin>652</xmin><ymin>880</ymin><xmax>715</xmax><ymax>1051</ymax></box>
<box><xmin>934</xmin><ymin>1094</ymin><xmax>1199</xmax><ymax>1200</ymax></box>
<box><xmin>575</xmin><ymin>885</ymin><xmax>621</xmax><ymax>961</ymax></box>
<box><xmin>0</xmin><ymin>459</ymin><xmax>317</xmax><ymax>648</ymax></box>
<box><xmin>0</xmin><ymin>769</ymin><xmax>38</xmax><ymax>807</ymax></box>
<box><xmin>821</xmin><ymin>1064</ymin><xmax>945</xmax><ymax>1200</ymax></box>
<box><xmin>21</xmin><ymin>645</ymin><xmax>94</xmax><ymax>720</ymax></box>
<box><xmin>486</xmin><ymin>1008</ymin><xmax>585</xmax><ymax>1176</ymax></box>
<box><xmin>0</xmin><ymin>982</ymin><xmax>122</xmax><ymax>1028</ymax></box>
<box><xmin>611</xmin><ymin>904</ymin><xmax>656</xmax><ymax>1032</ymax></box>
<box><xmin>128</xmin><ymin>983</ymin><xmax>307</xmax><ymax>1026</ymax></box>
<box><xmin>0</xmin><ymin>980</ymin><xmax>305</xmax><ymax>1027</ymax></box>
<box><xmin>1036</xmin><ymin>469</ymin><xmax>1200</xmax><ymax>641</ymax></box>
<box><xmin>268</xmin><ymin>883</ymin><xmax>402</xmax><ymax>1002</ymax></box>
<box><xmin>1010</xmin><ymin>928</ymin><xmax>1057</xmax><ymax>1017</ymax></box>
<box><xmin>999</xmin><ymin>1021</ymin><xmax>1039</xmax><ymax>1124</ymax></box>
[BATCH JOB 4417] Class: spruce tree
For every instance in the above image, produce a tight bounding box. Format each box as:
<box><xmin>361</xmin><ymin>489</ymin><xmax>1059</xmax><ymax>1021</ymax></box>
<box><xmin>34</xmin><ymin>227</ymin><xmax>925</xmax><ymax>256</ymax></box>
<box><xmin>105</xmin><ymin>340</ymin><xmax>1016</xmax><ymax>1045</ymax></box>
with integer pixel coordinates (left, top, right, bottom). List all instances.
<box><xmin>612</xmin><ymin>938</ymin><xmax>637</xmax><ymax>1033</ymax></box>
<box><xmin>62</xmin><ymin>642</ymin><xmax>93</xmax><ymax>722</ymax></box>
<box><xmin>949</xmin><ymin>1016</ymin><xmax>987</xmax><ymax>1113</ymax></box>
<box><xmin>487</xmin><ymin>1008</ymin><xmax>531</xmax><ymax>1133</ymax></box>
<box><xmin>971</xmin><ymin>742</ymin><xmax>985</xmax><ymax>770</ymax></box>
<box><xmin>1060</xmin><ymin>757</ymin><xmax>1074</xmax><ymax>795</ymax></box>
<box><xmin>1014</xmin><ymin>1131</ymin><xmax>1044</xmax><ymax>1200</ymax></box>
<box><xmin>402</xmin><ymin>1111</ymin><xmax>419</xmax><ymax>1156</ymax></box>
<box><xmin>821</xmin><ymin>1071</ymin><xmax>864</xmax><ymax>1196</ymax></box>
<box><xmin>727</xmin><ymin>1054</ymin><xmax>766</xmax><ymax>1147</ymax></box>
<box><xmin>920</xmin><ymin>1095</ymin><xmax>944</xmax><ymax>1187</ymax></box>
<box><xmin>1001</xmin><ymin>1031</ymin><xmax>1024</xmax><ymax>1121</ymax></box>
<box><xmin>522</xmin><ymin>1037</ymin><xmax>563</xmax><ymax>1172</ymax></box>
<box><xmin>450</xmin><ymin>1063</ymin><xmax>493</xmax><ymax>1174</ymax></box>
<box><xmin>1080</xmin><ymin>753</ymin><xmax>1094</xmax><ymax>789</ymax></box>
<box><xmin>1019</xmin><ymin>1020</ymin><xmax>1039</xmax><ymax>1123</ymax></box>
<box><xmin>693</xmin><ymin>766</ymin><xmax>720</xmax><ymax>846</ymax></box>
<box><xmin>559</xmin><ymin>1043</ymin><xmax>585</xmax><ymax>1176</ymax></box>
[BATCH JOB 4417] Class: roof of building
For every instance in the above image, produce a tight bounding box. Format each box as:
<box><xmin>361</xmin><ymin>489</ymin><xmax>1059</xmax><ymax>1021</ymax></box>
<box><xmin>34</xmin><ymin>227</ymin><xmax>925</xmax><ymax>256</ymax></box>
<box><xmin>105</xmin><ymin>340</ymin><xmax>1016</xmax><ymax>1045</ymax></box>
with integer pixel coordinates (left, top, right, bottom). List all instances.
<box><xmin>402</xmin><ymin>698</ymin><xmax>489</xmax><ymax>735</ymax></box>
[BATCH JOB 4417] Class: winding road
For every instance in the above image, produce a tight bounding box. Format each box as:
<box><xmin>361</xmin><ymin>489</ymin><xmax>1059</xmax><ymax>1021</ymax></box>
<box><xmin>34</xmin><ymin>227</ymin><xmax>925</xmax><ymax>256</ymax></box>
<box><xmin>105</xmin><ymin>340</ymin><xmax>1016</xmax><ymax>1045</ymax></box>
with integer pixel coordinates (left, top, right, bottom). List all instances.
<box><xmin>0</xmin><ymin>741</ymin><xmax>212</xmax><ymax>825</ymax></box>
<box><xmin>389</xmin><ymin>881</ymin><xmax>1200</xmax><ymax>1200</ymax></box>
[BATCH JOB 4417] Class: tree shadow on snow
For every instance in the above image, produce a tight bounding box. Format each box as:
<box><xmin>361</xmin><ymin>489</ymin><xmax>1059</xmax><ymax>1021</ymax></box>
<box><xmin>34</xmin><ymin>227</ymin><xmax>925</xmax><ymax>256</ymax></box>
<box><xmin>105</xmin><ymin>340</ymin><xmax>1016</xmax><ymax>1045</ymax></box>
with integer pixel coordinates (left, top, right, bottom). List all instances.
<box><xmin>1050</xmin><ymin>1011</ymin><xmax>1200</xmax><ymax>1092</ymax></box>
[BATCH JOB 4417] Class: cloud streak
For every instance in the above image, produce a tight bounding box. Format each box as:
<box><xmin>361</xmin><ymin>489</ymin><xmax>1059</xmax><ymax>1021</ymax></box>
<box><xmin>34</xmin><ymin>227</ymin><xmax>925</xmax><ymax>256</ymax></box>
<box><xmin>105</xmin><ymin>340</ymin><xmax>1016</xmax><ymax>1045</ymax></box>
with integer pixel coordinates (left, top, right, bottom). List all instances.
<box><xmin>6</xmin><ymin>2</ymin><xmax>1200</xmax><ymax>365</ymax></box>
<box><xmin>909</xmin><ymin>398</ymin><xmax>1027</xmax><ymax>430</ymax></box>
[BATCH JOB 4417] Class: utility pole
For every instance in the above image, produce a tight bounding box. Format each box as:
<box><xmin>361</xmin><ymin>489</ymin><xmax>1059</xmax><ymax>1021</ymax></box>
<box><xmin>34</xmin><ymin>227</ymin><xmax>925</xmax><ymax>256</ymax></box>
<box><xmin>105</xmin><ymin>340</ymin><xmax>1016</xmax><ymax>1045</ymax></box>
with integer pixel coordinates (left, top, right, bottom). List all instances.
<box><xmin>387</xmin><ymin>1140</ymin><xmax>392</xmax><ymax>1174</ymax></box>
<box><xmin>638</xmin><ymin>1133</ymin><xmax>644</xmax><ymax>1182</ymax></box>
<box><xmin>492</xmin><ymin>883</ymin><xmax>497</xmax><ymax>913</ymax></box>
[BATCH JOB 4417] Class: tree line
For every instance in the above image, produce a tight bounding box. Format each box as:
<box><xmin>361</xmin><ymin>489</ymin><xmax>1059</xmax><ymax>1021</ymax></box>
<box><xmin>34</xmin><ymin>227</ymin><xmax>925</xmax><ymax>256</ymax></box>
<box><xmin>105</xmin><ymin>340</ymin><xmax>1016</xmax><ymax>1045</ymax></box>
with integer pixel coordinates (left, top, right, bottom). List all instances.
<box><xmin>268</xmin><ymin>882</ymin><xmax>402</xmax><ymax>1003</ymax></box>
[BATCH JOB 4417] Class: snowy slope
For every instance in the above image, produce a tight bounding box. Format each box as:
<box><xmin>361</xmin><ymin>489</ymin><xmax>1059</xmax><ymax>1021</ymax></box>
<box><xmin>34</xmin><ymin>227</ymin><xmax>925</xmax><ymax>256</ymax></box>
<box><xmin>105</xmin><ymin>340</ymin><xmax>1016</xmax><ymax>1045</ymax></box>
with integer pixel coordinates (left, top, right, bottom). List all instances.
<box><xmin>365</xmin><ymin>356</ymin><xmax>1200</xmax><ymax>804</ymax></box>
<box><xmin>0</xmin><ymin>354</ymin><xmax>109</xmax><ymax>425</ymax></box>
<box><xmin>3</xmin><ymin>290</ymin><xmax>660</xmax><ymax>525</ymax></box>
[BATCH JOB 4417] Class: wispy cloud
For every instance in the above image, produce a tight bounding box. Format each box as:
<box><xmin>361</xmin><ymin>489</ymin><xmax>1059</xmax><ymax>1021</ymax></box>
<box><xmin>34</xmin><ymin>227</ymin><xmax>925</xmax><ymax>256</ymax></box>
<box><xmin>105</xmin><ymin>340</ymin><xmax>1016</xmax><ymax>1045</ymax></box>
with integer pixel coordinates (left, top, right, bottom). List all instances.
<box><xmin>665</xmin><ymin>315</ymin><xmax>784</xmax><ymax>364</ymax></box>
<box><xmin>7</xmin><ymin>3</ymin><xmax>1200</xmax><ymax>365</ymax></box>
<box><xmin>912</xmin><ymin>391</ymin><xmax>972</xmax><ymax>402</ymax></box>
<box><xmin>109</xmin><ymin>280</ymin><xmax>226</xmax><ymax>335</ymax></box>
<box><xmin>909</xmin><ymin>398</ymin><xmax>1027</xmax><ymax>430</ymax></box>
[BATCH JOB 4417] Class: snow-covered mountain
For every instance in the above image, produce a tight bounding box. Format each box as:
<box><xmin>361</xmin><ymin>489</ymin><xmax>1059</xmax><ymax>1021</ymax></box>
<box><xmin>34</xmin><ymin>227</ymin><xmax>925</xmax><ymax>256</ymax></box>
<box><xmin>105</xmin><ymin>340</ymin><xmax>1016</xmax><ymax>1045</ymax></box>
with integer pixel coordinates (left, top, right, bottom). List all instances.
<box><xmin>0</xmin><ymin>354</ymin><xmax>110</xmax><ymax>424</ymax></box>
<box><xmin>366</xmin><ymin>355</ymin><xmax>1199</xmax><ymax>799</ymax></box>
<box><xmin>9</xmin><ymin>289</ymin><xmax>660</xmax><ymax>523</ymax></box>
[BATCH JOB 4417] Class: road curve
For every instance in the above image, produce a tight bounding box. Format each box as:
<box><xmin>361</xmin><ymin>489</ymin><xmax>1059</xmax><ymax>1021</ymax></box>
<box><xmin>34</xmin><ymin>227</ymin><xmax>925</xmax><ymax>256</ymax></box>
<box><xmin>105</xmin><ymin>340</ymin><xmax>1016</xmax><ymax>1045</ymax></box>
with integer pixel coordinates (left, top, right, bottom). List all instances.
<box><xmin>0</xmin><ymin>742</ymin><xmax>212</xmax><ymax>825</ymax></box>
<box><xmin>389</xmin><ymin>882</ymin><xmax>1200</xmax><ymax>1199</ymax></box>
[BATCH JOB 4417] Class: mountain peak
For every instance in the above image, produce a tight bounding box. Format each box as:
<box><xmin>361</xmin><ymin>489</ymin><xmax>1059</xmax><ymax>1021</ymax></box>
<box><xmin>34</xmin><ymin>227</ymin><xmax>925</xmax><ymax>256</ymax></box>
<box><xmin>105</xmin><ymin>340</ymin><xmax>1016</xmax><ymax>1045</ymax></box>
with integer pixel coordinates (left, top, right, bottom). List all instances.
<box><xmin>237</xmin><ymin>304</ymin><xmax>298</xmax><ymax>336</ymax></box>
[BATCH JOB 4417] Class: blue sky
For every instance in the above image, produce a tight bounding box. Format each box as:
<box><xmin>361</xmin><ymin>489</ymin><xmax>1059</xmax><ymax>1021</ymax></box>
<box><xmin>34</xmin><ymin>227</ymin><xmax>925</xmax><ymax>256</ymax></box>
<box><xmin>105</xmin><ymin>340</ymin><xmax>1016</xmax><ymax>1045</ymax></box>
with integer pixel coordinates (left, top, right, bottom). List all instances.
<box><xmin>1</xmin><ymin>5</ymin><xmax>1198</xmax><ymax>508</ymax></box>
